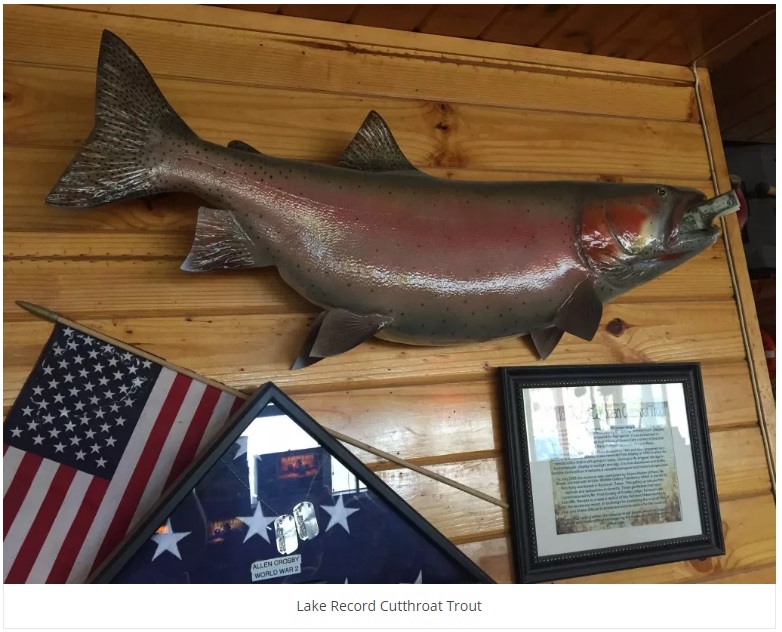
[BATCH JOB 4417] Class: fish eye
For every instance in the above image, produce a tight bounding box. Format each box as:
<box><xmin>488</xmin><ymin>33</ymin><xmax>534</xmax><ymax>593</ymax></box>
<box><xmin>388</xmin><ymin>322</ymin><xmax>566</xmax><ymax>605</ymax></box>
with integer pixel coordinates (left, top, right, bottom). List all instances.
<box><xmin>657</xmin><ymin>187</ymin><xmax>667</xmax><ymax>197</ymax></box>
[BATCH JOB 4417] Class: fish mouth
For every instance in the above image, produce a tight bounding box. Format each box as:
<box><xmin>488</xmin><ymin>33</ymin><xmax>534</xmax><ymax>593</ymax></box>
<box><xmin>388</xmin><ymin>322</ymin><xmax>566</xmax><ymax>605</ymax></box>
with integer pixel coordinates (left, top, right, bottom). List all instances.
<box><xmin>667</xmin><ymin>190</ymin><xmax>739</xmax><ymax>254</ymax></box>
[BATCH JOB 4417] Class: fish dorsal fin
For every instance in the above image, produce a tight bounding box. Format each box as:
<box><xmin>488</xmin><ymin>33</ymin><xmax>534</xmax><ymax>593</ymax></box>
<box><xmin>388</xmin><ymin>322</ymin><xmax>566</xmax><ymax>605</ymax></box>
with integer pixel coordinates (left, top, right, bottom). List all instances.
<box><xmin>181</xmin><ymin>207</ymin><xmax>274</xmax><ymax>272</ymax></box>
<box><xmin>554</xmin><ymin>280</ymin><xmax>603</xmax><ymax>341</ymax></box>
<box><xmin>338</xmin><ymin>111</ymin><xmax>419</xmax><ymax>173</ymax></box>
<box><xmin>227</xmin><ymin>140</ymin><xmax>263</xmax><ymax>154</ymax></box>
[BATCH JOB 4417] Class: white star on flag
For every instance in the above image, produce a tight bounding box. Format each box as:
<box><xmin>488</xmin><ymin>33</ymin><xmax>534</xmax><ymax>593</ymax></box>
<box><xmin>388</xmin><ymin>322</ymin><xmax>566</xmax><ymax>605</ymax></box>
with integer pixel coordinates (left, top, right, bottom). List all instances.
<box><xmin>3</xmin><ymin>323</ymin><xmax>243</xmax><ymax>584</ymax></box>
<box><xmin>321</xmin><ymin>495</ymin><xmax>360</xmax><ymax>534</ymax></box>
<box><xmin>233</xmin><ymin>437</ymin><xmax>248</xmax><ymax>460</ymax></box>
<box><xmin>238</xmin><ymin>503</ymin><xmax>276</xmax><ymax>543</ymax></box>
<box><xmin>150</xmin><ymin>520</ymin><xmax>190</xmax><ymax>561</ymax></box>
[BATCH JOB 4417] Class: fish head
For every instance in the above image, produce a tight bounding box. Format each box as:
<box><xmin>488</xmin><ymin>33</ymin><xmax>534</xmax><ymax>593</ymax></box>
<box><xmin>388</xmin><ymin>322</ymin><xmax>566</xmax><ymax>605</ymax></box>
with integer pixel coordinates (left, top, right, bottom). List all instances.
<box><xmin>581</xmin><ymin>183</ymin><xmax>716</xmax><ymax>290</ymax></box>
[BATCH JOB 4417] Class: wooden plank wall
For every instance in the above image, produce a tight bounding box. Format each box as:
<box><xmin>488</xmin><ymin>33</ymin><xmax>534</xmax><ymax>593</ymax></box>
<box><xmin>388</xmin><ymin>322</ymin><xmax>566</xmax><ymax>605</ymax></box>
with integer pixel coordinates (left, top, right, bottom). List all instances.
<box><xmin>226</xmin><ymin>4</ymin><xmax>777</xmax><ymax>143</ymax></box>
<box><xmin>712</xmin><ymin>33</ymin><xmax>776</xmax><ymax>143</ymax></box>
<box><xmin>3</xmin><ymin>4</ymin><xmax>775</xmax><ymax>583</ymax></box>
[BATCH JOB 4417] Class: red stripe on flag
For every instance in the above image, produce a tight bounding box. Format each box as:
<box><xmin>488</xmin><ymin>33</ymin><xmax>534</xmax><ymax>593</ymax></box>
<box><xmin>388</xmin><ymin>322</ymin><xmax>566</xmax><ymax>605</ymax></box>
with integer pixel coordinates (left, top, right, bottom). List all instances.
<box><xmin>46</xmin><ymin>475</ymin><xmax>110</xmax><ymax>583</ymax></box>
<box><xmin>89</xmin><ymin>373</ymin><xmax>192</xmax><ymax>572</ymax></box>
<box><xmin>5</xmin><ymin>465</ymin><xmax>78</xmax><ymax>584</ymax></box>
<box><xmin>162</xmin><ymin>385</ymin><xmax>222</xmax><ymax>491</ymax></box>
<box><xmin>3</xmin><ymin>452</ymin><xmax>43</xmax><ymax>538</ymax></box>
<box><xmin>3</xmin><ymin>444</ymin><xmax>8</xmax><ymax>456</ymax></box>
<box><xmin>230</xmin><ymin>397</ymin><xmax>245</xmax><ymax>416</ymax></box>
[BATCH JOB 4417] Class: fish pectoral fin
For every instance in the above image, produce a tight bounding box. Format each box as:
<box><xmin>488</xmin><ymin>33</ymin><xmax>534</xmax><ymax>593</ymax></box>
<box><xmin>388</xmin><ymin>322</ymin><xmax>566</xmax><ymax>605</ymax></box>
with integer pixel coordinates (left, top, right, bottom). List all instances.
<box><xmin>227</xmin><ymin>140</ymin><xmax>263</xmax><ymax>154</ymax></box>
<box><xmin>292</xmin><ymin>309</ymin><xmax>390</xmax><ymax>369</ymax></box>
<box><xmin>338</xmin><ymin>110</ymin><xmax>420</xmax><ymax>173</ymax></box>
<box><xmin>554</xmin><ymin>281</ymin><xmax>603</xmax><ymax>341</ymax></box>
<box><xmin>181</xmin><ymin>207</ymin><xmax>274</xmax><ymax>272</ymax></box>
<box><xmin>530</xmin><ymin>327</ymin><xmax>565</xmax><ymax>360</ymax></box>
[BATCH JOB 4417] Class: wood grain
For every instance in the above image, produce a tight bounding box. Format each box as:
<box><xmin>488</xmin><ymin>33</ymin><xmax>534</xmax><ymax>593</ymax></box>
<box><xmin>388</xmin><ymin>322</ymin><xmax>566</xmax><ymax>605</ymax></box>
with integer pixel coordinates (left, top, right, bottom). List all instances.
<box><xmin>418</xmin><ymin>5</ymin><xmax>505</xmax><ymax>39</ymax></box>
<box><xmin>537</xmin><ymin>5</ymin><xmax>642</xmax><ymax>56</ymax></box>
<box><xmin>349</xmin><ymin>5</ymin><xmax>434</xmax><ymax>32</ymax></box>
<box><xmin>2</xmin><ymin>323</ymin><xmax>761</xmax><ymax>432</ymax></box>
<box><xmin>722</xmin><ymin>105</ymin><xmax>776</xmax><ymax>143</ymax></box>
<box><xmin>593</xmin><ymin>6</ymin><xmax>700</xmax><ymax>61</ymax></box>
<box><xmin>479</xmin><ymin>6</ymin><xmax>577</xmax><ymax>47</ymax></box>
<box><xmin>204</xmin><ymin>4</ymin><xmax>773</xmax><ymax>74</ymax></box>
<box><xmin>278</xmin><ymin>5</ymin><xmax>357</xmax><ymax>23</ymax></box>
<box><xmin>3</xmin><ymin>302</ymin><xmax>748</xmax><ymax>402</ymax></box>
<box><xmin>715</xmin><ymin>78</ymin><xmax>775</xmax><ymax>132</ymax></box>
<box><xmin>711</xmin><ymin>34</ymin><xmax>775</xmax><ymax>108</ymax></box>
<box><xmin>351</xmin><ymin>427</ymin><xmax>772</xmax><ymax>502</ymax></box>
<box><xmin>459</xmin><ymin>493</ymin><xmax>776</xmax><ymax>583</ymax></box>
<box><xmin>4</xmin><ymin>4</ymin><xmax>773</xmax><ymax>585</ymax></box>
<box><xmin>697</xmin><ymin>69</ymin><xmax>776</xmax><ymax>471</ymax></box>
<box><xmin>3</xmin><ymin>64</ymin><xmax>708</xmax><ymax>178</ymax></box>
<box><xmin>65</xmin><ymin>4</ymin><xmax>695</xmax><ymax>82</ymax></box>
<box><xmin>6</xmin><ymin>6</ymin><xmax>698</xmax><ymax>121</ymax></box>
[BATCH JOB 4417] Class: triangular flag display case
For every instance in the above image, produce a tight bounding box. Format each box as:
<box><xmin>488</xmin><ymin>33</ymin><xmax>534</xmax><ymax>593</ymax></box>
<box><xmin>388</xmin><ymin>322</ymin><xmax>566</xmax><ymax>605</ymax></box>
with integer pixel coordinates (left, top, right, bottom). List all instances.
<box><xmin>91</xmin><ymin>383</ymin><xmax>493</xmax><ymax>583</ymax></box>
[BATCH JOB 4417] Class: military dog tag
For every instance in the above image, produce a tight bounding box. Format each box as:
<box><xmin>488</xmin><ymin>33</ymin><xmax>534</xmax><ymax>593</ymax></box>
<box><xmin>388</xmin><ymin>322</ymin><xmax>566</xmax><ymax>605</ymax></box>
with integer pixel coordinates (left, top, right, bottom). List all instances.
<box><xmin>293</xmin><ymin>501</ymin><xmax>319</xmax><ymax>541</ymax></box>
<box><xmin>274</xmin><ymin>515</ymin><xmax>298</xmax><ymax>555</ymax></box>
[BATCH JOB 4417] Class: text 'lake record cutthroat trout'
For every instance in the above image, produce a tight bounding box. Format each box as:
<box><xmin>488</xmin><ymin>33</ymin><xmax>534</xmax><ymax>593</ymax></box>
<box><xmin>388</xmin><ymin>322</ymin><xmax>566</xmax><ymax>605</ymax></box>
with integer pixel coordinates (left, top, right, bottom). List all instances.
<box><xmin>47</xmin><ymin>31</ymin><xmax>739</xmax><ymax>368</ymax></box>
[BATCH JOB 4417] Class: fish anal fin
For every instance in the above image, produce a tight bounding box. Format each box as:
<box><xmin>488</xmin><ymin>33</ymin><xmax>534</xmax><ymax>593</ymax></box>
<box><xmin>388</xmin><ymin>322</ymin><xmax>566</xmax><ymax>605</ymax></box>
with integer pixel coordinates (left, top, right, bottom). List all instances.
<box><xmin>554</xmin><ymin>281</ymin><xmax>603</xmax><ymax>341</ymax></box>
<box><xmin>530</xmin><ymin>327</ymin><xmax>565</xmax><ymax>360</ymax></box>
<box><xmin>181</xmin><ymin>207</ymin><xmax>274</xmax><ymax>272</ymax></box>
<box><xmin>227</xmin><ymin>140</ymin><xmax>263</xmax><ymax>155</ymax></box>
<box><xmin>292</xmin><ymin>312</ymin><xmax>327</xmax><ymax>370</ymax></box>
<box><xmin>338</xmin><ymin>110</ymin><xmax>419</xmax><ymax>173</ymax></box>
<box><xmin>292</xmin><ymin>309</ymin><xmax>390</xmax><ymax>369</ymax></box>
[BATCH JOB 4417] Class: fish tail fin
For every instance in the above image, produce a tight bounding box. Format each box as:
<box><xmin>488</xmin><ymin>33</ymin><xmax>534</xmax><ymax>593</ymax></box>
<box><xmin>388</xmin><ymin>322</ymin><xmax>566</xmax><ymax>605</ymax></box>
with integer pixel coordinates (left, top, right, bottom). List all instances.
<box><xmin>46</xmin><ymin>30</ymin><xmax>196</xmax><ymax>208</ymax></box>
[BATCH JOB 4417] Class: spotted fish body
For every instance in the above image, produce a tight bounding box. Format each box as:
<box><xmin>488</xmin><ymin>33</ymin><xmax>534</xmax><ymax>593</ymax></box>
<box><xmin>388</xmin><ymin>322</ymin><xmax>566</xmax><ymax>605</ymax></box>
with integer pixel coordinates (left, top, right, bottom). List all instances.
<box><xmin>48</xmin><ymin>31</ymin><xmax>720</xmax><ymax>367</ymax></box>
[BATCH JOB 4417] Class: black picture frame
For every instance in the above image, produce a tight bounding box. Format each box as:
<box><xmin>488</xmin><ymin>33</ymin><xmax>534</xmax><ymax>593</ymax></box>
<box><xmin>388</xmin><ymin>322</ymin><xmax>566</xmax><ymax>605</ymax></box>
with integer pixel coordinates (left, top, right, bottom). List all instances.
<box><xmin>90</xmin><ymin>382</ymin><xmax>494</xmax><ymax>583</ymax></box>
<box><xmin>499</xmin><ymin>363</ymin><xmax>724</xmax><ymax>584</ymax></box>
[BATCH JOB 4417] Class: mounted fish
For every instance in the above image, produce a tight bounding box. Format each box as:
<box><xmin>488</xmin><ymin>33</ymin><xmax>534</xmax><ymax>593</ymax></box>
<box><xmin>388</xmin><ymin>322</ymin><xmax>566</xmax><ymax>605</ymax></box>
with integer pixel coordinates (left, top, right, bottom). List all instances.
<box><xmin>47</xmin><ymin>31</ymin><xmax>739</xmax><ymax>368</ymax></box>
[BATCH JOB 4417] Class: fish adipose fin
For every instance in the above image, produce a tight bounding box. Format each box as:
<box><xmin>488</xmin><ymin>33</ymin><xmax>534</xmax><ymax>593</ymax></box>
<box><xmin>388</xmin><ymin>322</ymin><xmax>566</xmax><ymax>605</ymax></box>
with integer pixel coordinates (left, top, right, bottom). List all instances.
<box><xmin>181</xmin><ymin>207</ymin><xmax>274</xmax><ymax>272</ymax></box>
<box><xmin>227</xmin><ymin>140</ymin><xmax>263</xmax><ymax>154</ymax></box>
<box><xmin>46</xmin><ymin>30</ymin><xmax>197</xmax><ymax>208</ymax></box>
<box><xmin>338</xmin><ymin>110</ymin><xmax>419</xmax><ymax>173</ymax></box>
<box><xmin>292</xmin><ymin>309</ymin><xmax>390</xmax><ymax>369</ymax></box>
<box><xmin>554</xmin><ymin>281</ymin><xmax>603</xmax><ymax>341</ymax></box>
<box><xmin>530</xmin><ymin>327</ymin><xmax>565</xmax><ymax>360</ymax></box>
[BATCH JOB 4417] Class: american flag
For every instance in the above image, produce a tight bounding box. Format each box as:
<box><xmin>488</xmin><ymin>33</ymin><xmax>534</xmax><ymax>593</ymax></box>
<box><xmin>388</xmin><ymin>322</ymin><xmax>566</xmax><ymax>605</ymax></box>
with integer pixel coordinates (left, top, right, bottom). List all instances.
<box><xmin>3</xmin><ymin>323</ymin><xmax>241</xmax><ymax>583</ymax></box>
<box><xmin>105</xmin><ymin>404</ymin><xmax>492</xmax><ymax>584</ymax></box>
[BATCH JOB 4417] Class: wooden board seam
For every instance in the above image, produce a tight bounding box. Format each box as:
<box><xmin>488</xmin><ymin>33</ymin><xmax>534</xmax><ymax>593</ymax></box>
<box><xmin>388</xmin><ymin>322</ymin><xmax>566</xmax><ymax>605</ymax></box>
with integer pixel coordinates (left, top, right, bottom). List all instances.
<box><xmin>49</xmin><ymin>4</ymin><xmax>696</xmax><ymax>85</ymax></box>
<box><xmin>3</xmin><ymin>59</ymin><xmax>702</xmax><ymax>126</ymax></box>
<box><xmin>694</xmin><ymin>67</ymin><xmax>776</xmax><ymax>485</ymax></box>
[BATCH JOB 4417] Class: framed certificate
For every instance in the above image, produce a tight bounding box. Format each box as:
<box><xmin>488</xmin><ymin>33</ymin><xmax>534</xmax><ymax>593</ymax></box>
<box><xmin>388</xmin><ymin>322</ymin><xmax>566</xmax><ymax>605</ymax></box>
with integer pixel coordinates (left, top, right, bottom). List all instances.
<box><xmin>500</xmin><ymin>363</ymin><xmax>724</xmax><ymax>583</ymax></box>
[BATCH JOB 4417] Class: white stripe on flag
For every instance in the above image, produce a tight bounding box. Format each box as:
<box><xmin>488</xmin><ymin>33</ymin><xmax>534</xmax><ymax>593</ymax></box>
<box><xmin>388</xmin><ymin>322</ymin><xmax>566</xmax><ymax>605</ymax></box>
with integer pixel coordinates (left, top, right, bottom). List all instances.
<box><xmin>3</xmin><ymin>447</ymin><xmax>25</xmax><ymax>496</ymax></box>
<box><xmin>196</xmin><ymin>390</ymin><xmax>237</xmax><ymax>456</ymax></box>
<box><xmin>65</xmin><ymin>368</ymin><xmax>178</xmax><ymax>583</ymax></box>
<box><xmin>3</xmin><ymin>459</ymin><xmax>59</xmax><ymax>579</ymax></box>
<box><xmin>128</xmin><ymin>380</ymin><xmax>207</xmax><ymax>530</ymax></box>
<box><xmin>25</xmin><ymin>471</ymin><xmax>93</xmax><ymax>584</ymax></box>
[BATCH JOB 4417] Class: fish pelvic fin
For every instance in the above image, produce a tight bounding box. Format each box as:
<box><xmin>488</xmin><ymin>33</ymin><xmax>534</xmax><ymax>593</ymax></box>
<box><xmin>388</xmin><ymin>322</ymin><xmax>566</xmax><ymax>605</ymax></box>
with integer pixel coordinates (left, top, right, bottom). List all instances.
<box><xmin>530</xmin><ymin>327</ymin><xmax>565</xmax><ymax>360</ymax></box>
<box><xmin>46</xmin><ymin>30</ymin><xmax>197</xmax><ymax>208</ymax></box>
<box><xmin>292</xmin><ymin>309</ymin><xmax>390</xmax><ymax>369</ymax></box>
<box><xmin>181</xmin><ymin>207</ymin><xmax>275</xmax><ymax>272</ymax></box>
<box><xmin>554</xmin><ymin>280</ymin><xmax>603</xmax><ymax>341</ymax></box>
